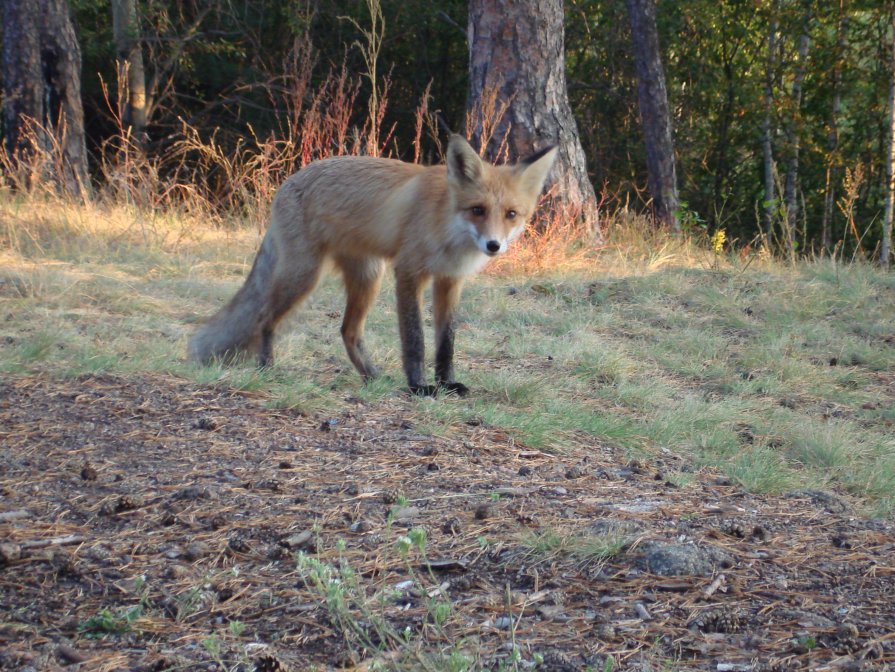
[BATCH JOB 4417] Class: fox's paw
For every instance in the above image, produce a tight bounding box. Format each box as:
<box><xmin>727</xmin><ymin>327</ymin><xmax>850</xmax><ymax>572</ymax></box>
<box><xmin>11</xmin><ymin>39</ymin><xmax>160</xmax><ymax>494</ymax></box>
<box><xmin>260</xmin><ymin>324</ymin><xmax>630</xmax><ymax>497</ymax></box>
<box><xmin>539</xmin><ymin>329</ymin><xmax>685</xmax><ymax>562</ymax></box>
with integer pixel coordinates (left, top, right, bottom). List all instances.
<box><xmin>409</xmin><ymin>384</ymin><xmax>440</xmax><ymax>397</ymax></box>
<box><xmin>440</xmin><ymin>382</ymin><xmax>470</xmax><ymax>397</ymax></box>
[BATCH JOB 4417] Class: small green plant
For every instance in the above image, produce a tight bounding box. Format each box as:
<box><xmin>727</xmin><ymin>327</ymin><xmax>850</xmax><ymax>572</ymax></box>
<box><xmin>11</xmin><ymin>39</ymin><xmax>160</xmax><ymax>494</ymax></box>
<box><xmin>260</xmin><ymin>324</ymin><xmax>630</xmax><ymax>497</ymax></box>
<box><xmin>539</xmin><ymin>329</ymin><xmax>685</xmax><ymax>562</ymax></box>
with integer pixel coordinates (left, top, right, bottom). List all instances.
<box><xmin>78</xmin><ymin>605</ymin><xmax>142</xmax><ymax>638</ymax></box>
<box><xmin>797</xmin><ymin>635</ymin><xmax>818</xmax><ymax>651</ymax></box>
<box><xmin>202</xmin><ymin>634</ymin><xmax>222</xmax><ymax>658</ymax></box>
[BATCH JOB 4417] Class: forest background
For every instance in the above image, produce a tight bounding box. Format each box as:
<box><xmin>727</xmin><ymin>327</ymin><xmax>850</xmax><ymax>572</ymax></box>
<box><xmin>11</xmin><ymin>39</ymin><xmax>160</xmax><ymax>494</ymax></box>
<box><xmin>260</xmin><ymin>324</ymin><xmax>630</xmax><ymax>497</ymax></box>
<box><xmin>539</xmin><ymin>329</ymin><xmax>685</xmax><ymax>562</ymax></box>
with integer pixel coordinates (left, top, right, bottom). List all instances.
<box><xmin>2</xmin><ymin>0</ymin><xmax>894</xmax><ymax>259</ymax></box>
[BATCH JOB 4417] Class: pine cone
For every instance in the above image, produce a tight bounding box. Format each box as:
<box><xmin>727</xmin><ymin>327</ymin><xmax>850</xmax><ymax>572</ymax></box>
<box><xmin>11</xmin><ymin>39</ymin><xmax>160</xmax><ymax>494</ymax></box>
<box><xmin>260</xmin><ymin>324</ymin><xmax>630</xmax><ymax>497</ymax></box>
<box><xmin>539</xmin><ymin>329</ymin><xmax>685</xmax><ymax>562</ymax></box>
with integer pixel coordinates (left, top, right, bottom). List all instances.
<box><xmin>253</xmin><ymin>654</ymin><xmax>289</xmax><ymax>672</ymax></box>
<box><xmin>689</xmin><ymin>606</ymin><xmax>742</xmax><ymax>633</ymax></box>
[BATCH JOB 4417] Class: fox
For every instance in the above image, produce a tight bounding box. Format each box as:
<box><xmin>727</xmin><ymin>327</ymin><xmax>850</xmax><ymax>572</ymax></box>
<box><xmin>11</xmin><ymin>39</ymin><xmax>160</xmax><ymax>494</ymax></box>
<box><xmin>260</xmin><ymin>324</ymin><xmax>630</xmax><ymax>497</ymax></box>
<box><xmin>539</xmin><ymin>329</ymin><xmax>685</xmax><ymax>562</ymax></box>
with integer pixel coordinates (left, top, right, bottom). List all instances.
<box><xmin>188</xmin><ymin>134</ymin><xmax>557</xmax><ymax>396</ymax></box>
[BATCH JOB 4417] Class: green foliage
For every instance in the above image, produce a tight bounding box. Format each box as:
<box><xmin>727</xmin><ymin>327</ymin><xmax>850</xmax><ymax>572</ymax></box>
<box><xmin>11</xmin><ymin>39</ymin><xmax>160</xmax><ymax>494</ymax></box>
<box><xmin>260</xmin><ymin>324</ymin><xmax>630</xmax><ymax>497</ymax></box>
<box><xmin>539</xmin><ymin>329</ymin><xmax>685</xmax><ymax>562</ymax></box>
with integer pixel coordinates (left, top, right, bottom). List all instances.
<box><xmin>39</xmin><ymin>1</ymin><xmax>893</xmax><ymax>255</ymax></box>
<box><xmin>78</xmin><ymin>605</ymin><xmax>142</xmax><ymax>638</ymax></box>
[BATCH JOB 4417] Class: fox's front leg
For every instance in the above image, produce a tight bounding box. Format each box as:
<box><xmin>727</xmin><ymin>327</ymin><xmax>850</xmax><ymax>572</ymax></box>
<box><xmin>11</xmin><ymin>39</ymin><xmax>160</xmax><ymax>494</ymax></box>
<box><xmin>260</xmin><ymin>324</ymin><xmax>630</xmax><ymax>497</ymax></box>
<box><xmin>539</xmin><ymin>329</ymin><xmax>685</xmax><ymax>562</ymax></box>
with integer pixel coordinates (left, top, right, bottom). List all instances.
<box><xmin>395</xmin><ymin>271</ymin><xmax>437</xmax><ymax>396</ymax></box>
<box><xmin>433</xmin><ymin>277</ymin><xmax>469</xmax><ymax>397</ymax></box>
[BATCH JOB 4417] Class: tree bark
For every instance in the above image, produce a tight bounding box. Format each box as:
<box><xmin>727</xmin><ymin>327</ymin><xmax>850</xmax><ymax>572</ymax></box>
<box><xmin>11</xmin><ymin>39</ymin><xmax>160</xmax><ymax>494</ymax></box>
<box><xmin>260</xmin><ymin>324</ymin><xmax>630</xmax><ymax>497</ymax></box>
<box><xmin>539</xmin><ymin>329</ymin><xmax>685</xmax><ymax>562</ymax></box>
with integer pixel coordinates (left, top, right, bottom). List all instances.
<box><xmin>821</xmin><ymin>1</ymin><xmax>845</xmax><ymax>254</ymax></box>
<box><xmin>1</xmin><ymin>0</ymin><xmax>89</xmax><ymax>197</ymax></box>
<box><xmin>882</xmin><ymin>3</ymin><xmax>895</xmax><ymax>268</ymax></box>
<box><xmin>467</xmin><ymin>0</ymin><xmax>599</xmax><ymax>230</ymax></box>
<box><xmin>112</xmin><ymin>0</ymin><xmax>148</xmax><ymax>140</ymax></box>
<box><xmin>761</xmin><ymin>6</ymin><xmax>778</xmax><ymax>240</ymax></box>
<box><xmin>782</xmin><ymin>13</ymin><xmax>811</xmax><ymax>257</ymax></box>
<box><xmin>1</xmin><ymin>0</ymin><xmax>42</xmax><ymax>159</ymax></box>
<box><xmin>626</xmin><ymin>0</ymin><xmax>679</xmax><ymax>231</ymax></box>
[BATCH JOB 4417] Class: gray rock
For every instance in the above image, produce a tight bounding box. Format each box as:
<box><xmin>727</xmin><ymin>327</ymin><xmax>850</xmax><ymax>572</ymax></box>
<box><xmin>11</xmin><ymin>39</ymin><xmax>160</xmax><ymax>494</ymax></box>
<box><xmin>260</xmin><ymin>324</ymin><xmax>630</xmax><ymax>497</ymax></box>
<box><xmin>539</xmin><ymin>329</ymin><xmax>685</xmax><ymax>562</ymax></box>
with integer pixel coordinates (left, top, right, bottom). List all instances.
<box><xmin>784</xmin><ymin>489</ymin><xmax>849</xmax><ymax>514</ymax></box>
<box><xmin>634</xmin><ymin>540</ymin><xmax>734</xmax><ymax>577</ymax></box>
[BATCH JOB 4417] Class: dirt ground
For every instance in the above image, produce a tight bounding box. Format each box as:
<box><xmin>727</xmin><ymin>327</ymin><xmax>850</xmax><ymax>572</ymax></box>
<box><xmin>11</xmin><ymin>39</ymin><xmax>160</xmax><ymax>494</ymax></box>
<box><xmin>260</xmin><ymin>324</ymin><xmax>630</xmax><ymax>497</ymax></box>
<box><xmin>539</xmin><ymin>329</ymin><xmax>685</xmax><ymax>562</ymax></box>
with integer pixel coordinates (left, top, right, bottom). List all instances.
<box><xmin>1</xmin><ymin>374</ymin><xmax>894</xmax><ymax>671</ymax></box>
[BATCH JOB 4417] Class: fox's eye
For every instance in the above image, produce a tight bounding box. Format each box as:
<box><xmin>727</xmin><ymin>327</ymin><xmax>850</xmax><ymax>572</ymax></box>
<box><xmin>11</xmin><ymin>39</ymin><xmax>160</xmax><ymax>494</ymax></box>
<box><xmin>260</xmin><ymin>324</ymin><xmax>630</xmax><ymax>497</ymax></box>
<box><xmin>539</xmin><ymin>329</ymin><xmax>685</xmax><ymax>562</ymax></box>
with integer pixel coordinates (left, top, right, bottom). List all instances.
<box><xmin>471</xmin><ymin>205</ymin><xmax>486</xmax><ymax>217</ymax></box>
<box><xmin>506</xmin><ymin>210</ymin><xmax>517</xmax><ymax>220</ymax></box>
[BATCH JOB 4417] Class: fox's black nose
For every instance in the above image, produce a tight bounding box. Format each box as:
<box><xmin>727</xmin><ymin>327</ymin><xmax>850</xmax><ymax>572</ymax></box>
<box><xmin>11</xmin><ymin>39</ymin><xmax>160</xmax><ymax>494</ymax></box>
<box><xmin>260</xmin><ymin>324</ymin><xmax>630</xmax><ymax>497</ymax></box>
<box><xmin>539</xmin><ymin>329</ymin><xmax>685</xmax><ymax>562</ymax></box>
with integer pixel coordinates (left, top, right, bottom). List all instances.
<box><xmin>486</xmin><ymin>240</ymin><xmax>501</xmax><ymax>254</ymax></box>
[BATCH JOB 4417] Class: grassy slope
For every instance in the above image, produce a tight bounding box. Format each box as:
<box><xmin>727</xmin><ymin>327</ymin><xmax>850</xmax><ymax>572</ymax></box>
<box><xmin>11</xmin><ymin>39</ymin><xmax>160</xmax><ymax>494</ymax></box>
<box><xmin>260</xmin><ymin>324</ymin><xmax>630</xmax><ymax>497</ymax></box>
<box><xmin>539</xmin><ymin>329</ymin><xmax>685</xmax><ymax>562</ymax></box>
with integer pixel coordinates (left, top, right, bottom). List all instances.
<box><xmin>3</xmin><ymin>197</ymin><xmax>894</xmax><ymax>516</ymax></box>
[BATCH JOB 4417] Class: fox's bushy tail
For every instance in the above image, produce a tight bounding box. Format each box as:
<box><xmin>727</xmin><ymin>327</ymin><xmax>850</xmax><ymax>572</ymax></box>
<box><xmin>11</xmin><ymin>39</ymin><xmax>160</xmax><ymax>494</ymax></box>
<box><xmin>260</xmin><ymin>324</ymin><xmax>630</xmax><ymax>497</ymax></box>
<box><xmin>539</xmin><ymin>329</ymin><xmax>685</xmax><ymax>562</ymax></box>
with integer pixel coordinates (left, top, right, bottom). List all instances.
<box><xmin>188</xmin><ymin>237</ymin><xmax>276</xmax><ymax>364</ymax></box>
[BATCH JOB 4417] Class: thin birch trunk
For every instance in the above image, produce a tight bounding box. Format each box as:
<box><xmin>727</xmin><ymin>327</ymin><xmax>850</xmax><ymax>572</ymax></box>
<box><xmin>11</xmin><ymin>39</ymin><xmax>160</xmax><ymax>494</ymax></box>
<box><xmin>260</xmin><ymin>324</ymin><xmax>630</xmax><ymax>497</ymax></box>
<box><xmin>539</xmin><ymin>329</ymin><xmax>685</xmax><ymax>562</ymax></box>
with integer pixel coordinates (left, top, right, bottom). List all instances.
<box><xmin>821</xmin><ymin>1</ymin><xmax>846</xmax><ymax>253</ymax></box>
<box><xmin>761</xmin><ymin>4</ymin><xmax>778</xmax><ymax>240</ymax></box>
<box><xmin>881</xmin><ymin>4</ymin><xmax>895</xmax><ymax>268</ymax></box>
<box><xmin>112</xmin><ymin>0</ymin><xmax>148</xmax><ymax>140</ymax></box>
<box><xmin>782</xmin><ymin>14</ymin><xmax>811</xmax><ymax>257</ymax></box>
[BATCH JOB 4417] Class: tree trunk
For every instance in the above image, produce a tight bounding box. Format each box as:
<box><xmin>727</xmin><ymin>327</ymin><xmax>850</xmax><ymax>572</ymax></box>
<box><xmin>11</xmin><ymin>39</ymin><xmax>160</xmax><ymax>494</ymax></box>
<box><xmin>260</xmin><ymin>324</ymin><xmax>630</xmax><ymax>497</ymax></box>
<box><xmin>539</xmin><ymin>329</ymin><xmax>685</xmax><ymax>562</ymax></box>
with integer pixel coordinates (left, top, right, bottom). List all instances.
<box><xmin>626</xmin><ymin>0</ymin><xmax>679</xmax><ymax>231</ymax></box>
<box><xmin>782</xmin><ymin>13</ymin><xmax>811</xmax><ymax>257</ymax></box>
<box><xmin>761</xmin><ymin>3</ymin><xmax>779</xmax><ymax>240</ymax></box>
<box><xmin>821</xmin><ymin>1</ymin><xmax>846</xmax><ymax>254</ymax></box>
<box><xmin>882</xmin><ymin>3</ymin><xmax>895</xmax><ymax>269</ymax></box>
<box><xmin>112</xmin><ymin>0</ymin><xmax>148</xmax><ymax>140</ymax></box>
<box><xmin>1</xmin><ymin>0</ymin><xmax>89</xmax><ymax>197</ymax></box>
<box><xmin>2</xmin><ymin>0</ymin><xmax>43</xmax><ymax>159</ymax></box>
<box><xmin>467</xmin><ymin>0</ymin><xmax>599</xmax><ymax>230</ymax></box>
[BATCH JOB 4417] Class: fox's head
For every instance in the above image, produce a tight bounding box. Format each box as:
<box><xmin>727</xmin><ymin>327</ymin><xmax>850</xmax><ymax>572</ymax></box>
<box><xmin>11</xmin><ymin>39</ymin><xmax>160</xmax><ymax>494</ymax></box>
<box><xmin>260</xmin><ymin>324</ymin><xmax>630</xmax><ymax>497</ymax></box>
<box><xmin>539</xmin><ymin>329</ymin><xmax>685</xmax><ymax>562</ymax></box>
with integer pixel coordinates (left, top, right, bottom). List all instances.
<box><xmin>446</xmin><ymin>135</ymin><xmax>557</xmax><ymax>257</ymax></box>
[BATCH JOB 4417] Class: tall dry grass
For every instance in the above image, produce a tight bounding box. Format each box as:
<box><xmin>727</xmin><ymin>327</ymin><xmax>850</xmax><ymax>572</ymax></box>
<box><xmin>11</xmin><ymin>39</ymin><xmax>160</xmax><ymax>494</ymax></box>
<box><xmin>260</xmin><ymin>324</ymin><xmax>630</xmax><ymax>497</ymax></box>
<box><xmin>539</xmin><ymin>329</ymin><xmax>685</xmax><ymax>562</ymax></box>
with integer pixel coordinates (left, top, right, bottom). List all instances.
<box><xmin>1</xmin><ymin>38</ymin><xmax>742</xmax><ymax>279</ymax></box>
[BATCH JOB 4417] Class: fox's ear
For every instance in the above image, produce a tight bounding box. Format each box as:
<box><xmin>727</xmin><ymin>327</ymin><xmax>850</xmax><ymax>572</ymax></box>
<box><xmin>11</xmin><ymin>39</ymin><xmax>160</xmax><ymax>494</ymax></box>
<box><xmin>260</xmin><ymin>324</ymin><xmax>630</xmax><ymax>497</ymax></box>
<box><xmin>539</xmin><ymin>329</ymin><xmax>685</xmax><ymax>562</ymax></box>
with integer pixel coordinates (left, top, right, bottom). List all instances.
<box><xmin>518</xmin><ymin>145</ymin><xmax>558</xmax><ymax>197</ymax></box>
<box><xmin>446</xmin><ymin>135</ymin><xmax>484</xmax><ymax>184</ymax></box>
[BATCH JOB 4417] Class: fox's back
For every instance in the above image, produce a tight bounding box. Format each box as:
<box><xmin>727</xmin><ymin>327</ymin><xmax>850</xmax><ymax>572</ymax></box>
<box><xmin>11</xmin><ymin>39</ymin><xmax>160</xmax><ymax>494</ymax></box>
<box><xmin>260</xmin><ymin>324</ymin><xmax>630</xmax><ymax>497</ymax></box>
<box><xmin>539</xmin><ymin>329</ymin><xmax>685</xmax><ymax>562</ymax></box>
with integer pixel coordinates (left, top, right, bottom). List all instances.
<box><xmin>270</xmin><ymin>155</ymin><xmax>450</xmax><ymax>259</ymax></box>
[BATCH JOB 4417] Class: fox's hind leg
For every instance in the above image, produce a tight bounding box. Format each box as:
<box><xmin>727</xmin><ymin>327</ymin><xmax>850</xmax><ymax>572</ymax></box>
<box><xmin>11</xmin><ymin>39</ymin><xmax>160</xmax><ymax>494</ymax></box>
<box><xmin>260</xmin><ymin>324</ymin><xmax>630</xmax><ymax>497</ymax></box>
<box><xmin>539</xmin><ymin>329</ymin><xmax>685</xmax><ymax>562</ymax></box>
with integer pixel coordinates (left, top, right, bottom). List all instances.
<box><xmin>336</xmin><ymin>256</ymin><xmax>385</xmax><ymax>381</ymax></box>
<box><xmin>256</xmin><ymin>254</ymin><xmax>324</xmax><ymax>368</ymax></box>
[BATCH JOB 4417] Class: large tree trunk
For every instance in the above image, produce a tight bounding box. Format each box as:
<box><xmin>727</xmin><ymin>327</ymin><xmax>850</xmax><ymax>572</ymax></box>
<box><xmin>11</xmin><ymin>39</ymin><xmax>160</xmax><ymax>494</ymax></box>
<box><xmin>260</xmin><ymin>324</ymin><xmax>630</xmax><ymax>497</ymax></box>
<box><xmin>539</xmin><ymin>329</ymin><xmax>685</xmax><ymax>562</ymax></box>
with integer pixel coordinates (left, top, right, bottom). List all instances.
<box><xmin>626</xmin><ymin>0</ymin><xmax>679</xmax><ymax>231</ymax></box>
<box><xmin>112</xmin><ymin>0</ymin><xmax>148</xmax><ymax>140</ymax></box>
<box><xmin>467</xmin><ymin>0</ymin><xmax>599</xmax><ymax>230</ymax></box>
<box><xmin>1</xmin><ymin>0</ymin><xmax>42</xmax><ymax>159</ymax></box>
<box><xmin>882</xmin><ymin>3</ymin><xmax>895</xmax><ymax>269</ymax></box>
<box><xmin>1</xmin><ymin>0</ymin><xmax>89</xmax><ymax>197</ymax></box>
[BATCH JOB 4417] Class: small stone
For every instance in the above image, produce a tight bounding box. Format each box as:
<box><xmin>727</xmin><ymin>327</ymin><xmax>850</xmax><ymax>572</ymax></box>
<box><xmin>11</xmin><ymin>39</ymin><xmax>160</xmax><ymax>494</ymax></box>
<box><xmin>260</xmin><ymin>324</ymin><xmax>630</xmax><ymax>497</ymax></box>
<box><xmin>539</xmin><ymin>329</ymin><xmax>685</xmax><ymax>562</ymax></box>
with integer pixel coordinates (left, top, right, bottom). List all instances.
<box><xmin>391</xmin><ymin>506</ymin><xmax>420</xmax><ymax>522</ymax></box>
<box><xmin>282</xmin><ymin>531</ymin><xmax>314</xmax><ymax>550</ymax></box>
<box><xmin>175</xmin><ymin>485</ymin><xmax>212</xmax><ymax>500</ymax></box>
<box><xmin>349</xmin><ymin>520</ymin><xmax>370</xmax><ymax>534</ymax></box>
<box><xmin>165</xmin><ymin>564</ymin><xmax>192</xmax><ymax>579</ymax></box>
<box><xmin>184</xmin><ymin>542</ymin><xmax>208</xmax><ymax>561</ymax></box>
<box><xmin>0</xmin><ymin>542</ymin><xmax>22</xmax><ymax>564</ymax></box>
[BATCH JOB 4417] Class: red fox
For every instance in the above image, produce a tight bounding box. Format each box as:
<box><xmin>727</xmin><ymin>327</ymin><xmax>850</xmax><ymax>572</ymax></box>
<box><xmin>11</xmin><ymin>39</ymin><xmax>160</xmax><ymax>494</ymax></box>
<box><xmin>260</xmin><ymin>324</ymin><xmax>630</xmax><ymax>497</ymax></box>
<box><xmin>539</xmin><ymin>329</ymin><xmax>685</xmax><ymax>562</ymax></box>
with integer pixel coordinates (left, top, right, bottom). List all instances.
<box><xmin>189</xmin><ymin>135</ymin><xmax>557</xmax><ymax>396</ymax></box>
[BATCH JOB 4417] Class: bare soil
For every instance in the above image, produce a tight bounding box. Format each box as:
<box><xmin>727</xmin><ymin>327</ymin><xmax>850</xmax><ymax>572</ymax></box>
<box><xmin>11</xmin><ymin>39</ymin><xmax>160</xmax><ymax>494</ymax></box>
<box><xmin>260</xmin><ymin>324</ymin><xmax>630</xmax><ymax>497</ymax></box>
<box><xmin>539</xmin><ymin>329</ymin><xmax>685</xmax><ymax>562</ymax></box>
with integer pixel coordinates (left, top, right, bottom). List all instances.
<box><xmin>1</xmin><ymin>374</ymin><xmax>893</xmax><ymax>671</ymax></box>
